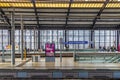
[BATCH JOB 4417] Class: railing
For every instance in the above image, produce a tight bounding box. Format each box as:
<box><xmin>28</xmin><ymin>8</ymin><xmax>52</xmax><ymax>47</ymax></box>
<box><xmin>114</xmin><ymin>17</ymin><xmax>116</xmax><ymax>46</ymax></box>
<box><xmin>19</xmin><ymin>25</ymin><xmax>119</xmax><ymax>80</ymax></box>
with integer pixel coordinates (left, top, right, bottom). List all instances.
<box><xmin>75</xmin><ymin>52</ymin><xmax>120</xmax><ymax>63</ymax></box>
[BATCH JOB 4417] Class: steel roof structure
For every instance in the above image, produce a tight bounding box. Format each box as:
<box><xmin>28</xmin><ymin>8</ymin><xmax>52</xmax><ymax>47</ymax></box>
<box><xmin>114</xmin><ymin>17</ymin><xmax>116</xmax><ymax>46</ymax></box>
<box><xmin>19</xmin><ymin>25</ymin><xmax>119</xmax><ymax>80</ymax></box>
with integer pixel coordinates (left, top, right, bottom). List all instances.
<box><xmin>0</xmin><ymin>0</ymin><xmax>120</xmax><ymax>30</ymax></box>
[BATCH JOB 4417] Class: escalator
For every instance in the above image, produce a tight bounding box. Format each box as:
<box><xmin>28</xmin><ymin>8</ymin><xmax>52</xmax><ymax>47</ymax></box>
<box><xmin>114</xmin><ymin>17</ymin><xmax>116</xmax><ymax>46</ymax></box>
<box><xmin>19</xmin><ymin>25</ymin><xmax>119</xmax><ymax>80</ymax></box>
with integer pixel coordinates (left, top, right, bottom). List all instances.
<box><xmin>106</xmin><ymin>55</ymin><xmax>120</xmax><ymax>63</ymax></box>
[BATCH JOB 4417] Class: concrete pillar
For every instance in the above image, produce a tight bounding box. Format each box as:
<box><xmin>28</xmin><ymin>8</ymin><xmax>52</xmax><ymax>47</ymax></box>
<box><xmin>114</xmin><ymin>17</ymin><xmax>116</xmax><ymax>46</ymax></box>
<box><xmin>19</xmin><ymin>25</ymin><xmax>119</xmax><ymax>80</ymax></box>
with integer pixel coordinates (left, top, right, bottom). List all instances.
<box><xmin>11</xmin><ymin>11</ymin><xmax>15</xmax><ymax>65</ymax></box>
<box><xmin>21</xmin><ymin>15</ymin><xmax>24</xmax><ymax>60</ymax></box>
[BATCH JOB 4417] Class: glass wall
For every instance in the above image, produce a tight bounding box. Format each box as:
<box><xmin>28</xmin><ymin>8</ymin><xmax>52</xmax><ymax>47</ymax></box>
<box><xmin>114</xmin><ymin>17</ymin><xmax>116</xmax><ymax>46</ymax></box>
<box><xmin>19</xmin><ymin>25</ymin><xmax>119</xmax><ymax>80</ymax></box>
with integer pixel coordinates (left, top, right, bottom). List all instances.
<box><xmin>67</xmin><ymin>30</ymin><xmax>90</xmax><ymax>49</ymax></box>
<box><xmin>0</xmin><ymin>30</ymin><xmax>9</xmax><ymax>50</ymax></box>
<box><xmin>15</xmin><ymin>30</ymin><xmax>38</xmax><ymax>50</ymax></box>
<box><xmin>24</xmin><ymin>30</ymin><xmax>38</xmax><ymax>50</ymax></box>
<box><xmin>0</xmin><ymin>29</ymin><xmax>38</xmax><ymax>51</ymax></box>
<box><xmin>39</xmin><ymin>30</ymin><xmax>90</xmax><ymax>50</ymax></box>
<box><xmin>40</xmin><ymin>30</ymin><xmax>64</xmax><ymax>50</ymax></box>
<box><xmin>95</xmin><ymin>30</ymin><xmax>117</xmax><ymax>49</ymax></box>
<box><xmin>0</xmin><ymin>29</ymin><xmax>118</xmax><ymax>51</ymax></box>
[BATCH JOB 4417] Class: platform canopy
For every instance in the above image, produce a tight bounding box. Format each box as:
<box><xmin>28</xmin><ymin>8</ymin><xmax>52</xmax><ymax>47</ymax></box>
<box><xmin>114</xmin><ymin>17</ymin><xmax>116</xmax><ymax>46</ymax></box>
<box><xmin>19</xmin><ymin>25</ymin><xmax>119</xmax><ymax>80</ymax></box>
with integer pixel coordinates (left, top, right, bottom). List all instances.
<box><xmin>0</xmin><ymin>0</ymin><xmax>120</xmax><ymax>30</ymax></box>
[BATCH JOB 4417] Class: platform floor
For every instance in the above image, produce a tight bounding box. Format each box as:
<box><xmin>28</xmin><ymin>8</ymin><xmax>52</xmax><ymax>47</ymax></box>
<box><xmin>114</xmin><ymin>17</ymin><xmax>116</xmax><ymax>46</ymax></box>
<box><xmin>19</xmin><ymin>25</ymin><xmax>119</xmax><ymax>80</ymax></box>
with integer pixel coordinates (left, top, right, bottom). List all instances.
<box><xmin>21</xmin><ymin>57</ymin><xmax>120</xmax><ymax>70</ymax></box>
<box><xmin>0</xmin><ymin>58</ymin><xmax>30</xmax><ymax>69</ymax></box>
<box><xmin>0</xmin><ymin>57</ymin><xmax>120</xmax><ymax>69</ymax></box>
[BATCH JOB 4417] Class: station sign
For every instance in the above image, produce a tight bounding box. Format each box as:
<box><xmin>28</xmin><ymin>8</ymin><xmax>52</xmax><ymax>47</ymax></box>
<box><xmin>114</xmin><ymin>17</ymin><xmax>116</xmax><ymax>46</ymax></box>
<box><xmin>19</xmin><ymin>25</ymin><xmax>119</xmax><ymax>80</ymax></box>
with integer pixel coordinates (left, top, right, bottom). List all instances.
<box><xmin>63</xmin><ymin>41</ymin><xmax>88</xmax><ymax>44</ymax></box>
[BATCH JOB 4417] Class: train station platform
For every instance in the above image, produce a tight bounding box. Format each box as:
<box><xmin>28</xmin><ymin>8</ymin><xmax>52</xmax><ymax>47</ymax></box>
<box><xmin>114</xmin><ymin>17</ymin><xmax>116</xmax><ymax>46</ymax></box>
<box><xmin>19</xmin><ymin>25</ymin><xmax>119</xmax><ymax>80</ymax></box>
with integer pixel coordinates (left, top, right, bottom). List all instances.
<box><xmin>0</xmin><ymin>57</ymin><xmax>120</xmax><ymax>79</ymax></box>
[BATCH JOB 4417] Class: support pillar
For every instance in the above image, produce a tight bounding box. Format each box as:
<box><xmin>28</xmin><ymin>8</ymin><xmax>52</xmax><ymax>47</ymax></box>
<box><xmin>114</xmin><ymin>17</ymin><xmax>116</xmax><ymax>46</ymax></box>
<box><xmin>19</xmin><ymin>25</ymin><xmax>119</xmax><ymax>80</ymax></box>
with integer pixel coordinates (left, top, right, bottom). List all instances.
<box><xmin>36</xmin><ymin>30</ymin><xmax>38</xmax><ymax>52</ymax></box>
<box><xmin>38</xmin><ymin>30</ymin><xmax>40</xmax><ymax>49</ymax></box>
<box><xmin>11</xmin><ymin>11</ymin><xmax>15</xmax><ymax>65</ymax></box>
<box><xmin>21</xmin><ymin>15</ymin><xmax>24</xmax><ymax>60</ymax></box>
<box><xmin>117</xmin><ymin>30</ymin><xmax>120</xmax><ymax>50</ymax></box>
<box><xmin>34</xmin><ymin>28</ymin><xmax>35</xmax><ymax>53</ymax></box>
<box><xmin>65</xmin><ymin>30</ymin><xmax>67</xmax><ymax>48</ymax></box>
<box><xmin>8</xmin><ymin>30</ymin><xmax>11</xmax><ymax>45</ymax></box>
<box><xmin>91</xmin><ymin>30</ymin><xmax>94</xmax><ymax>48</ymax></box>
<box><xmin>2</xmin><ymin>30</ymin><xmax>5</xmax><ymax>62</ymax></box>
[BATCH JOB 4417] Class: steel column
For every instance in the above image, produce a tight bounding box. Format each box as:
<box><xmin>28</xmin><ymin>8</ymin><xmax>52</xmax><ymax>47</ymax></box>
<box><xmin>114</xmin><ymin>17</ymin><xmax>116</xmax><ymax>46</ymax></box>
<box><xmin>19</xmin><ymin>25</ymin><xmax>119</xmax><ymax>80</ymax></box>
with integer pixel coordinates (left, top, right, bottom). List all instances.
<box><xmin>34</xmin><ymin>28</ymin><xmax>35</xmax><ymax>53</ymax></box>
<box><xmin>2</xmin><ymin>29</ymin><xmax>5</xmax><ymax>62</ymax></box>
<box><xmin>91</xmin><ymin>30</ymin><xmax>94</xmax><ymax>48</ymax></box>
<box><xmin>21</xmin><ymin>15</ymin><xmax>24</xmax><ymax>60</ymax></box>
<box><xmin>64</xmin><ymin>0</ymin><xmax>73</xmax><ymax>48</ymax></box>
<box><xmin>38</xmin><ymin>30</ymin><xmax>40</xmax><ymax>49</ymax></box>
<box><xmin>65</xmin><ymin>30</ymin><xmax>67</xmax><ymax>48</ymax></box>
<box><xmin>11</xmin><ymin>11</ymin><xmax>15</xmax><ymax>65</ymax></box>
<box><xmin>9</xmin><ymin>30</ymin><xmax>11</xmax><ymax>45</ymax></box>
<box><xmin>36</xmin><ymin>30</ymin><xmax>37</xmax><ymax>51</ymax></box>
<box><xmin>117</xmin><ymin>30</ymin><xmax>120</xmax><ymax>50</ymax></box>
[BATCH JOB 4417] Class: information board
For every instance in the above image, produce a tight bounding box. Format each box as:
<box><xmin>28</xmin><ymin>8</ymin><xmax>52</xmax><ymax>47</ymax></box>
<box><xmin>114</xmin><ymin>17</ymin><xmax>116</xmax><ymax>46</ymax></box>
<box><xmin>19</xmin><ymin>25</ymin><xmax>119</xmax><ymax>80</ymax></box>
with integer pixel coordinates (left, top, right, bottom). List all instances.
<box><xmin>45</xmin><ymin>43</ymin><xmax>55</xmax><ymax>57</ymax></box>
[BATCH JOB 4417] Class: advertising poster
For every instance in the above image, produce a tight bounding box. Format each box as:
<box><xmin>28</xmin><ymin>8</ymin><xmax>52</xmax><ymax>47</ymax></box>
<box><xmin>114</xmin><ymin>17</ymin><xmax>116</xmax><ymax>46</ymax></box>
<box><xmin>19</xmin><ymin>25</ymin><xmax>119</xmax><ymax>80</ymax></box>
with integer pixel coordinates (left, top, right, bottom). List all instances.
<box><xmin>45</xmin><ymin>43</ymin><xmax>55</xmax><ymax>57</ymax></box>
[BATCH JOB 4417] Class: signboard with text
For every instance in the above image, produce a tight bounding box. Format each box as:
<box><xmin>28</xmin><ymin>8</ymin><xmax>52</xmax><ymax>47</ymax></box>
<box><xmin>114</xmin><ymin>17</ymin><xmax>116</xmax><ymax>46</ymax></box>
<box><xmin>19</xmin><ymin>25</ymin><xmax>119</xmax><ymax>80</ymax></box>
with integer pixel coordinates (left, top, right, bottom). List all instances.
<box><xmin>62</xmin><ymin>41</ymin><xmax>88</xmax><ymax>44</ymax></box>
<box><xmin>45</xmin><ymin>43</ymin><xmax>55</xmax><ymax>57</ymax></box>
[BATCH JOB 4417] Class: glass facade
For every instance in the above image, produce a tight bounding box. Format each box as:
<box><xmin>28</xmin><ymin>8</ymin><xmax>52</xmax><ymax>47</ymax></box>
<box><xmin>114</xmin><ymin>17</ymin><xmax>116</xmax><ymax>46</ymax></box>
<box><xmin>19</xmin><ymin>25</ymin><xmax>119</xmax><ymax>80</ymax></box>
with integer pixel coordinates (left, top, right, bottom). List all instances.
<box><xmin>95</xmin><ymin>30</ymin><xmax>117</xmax><ymax>49</ymax></box>
<box><xmin>0</xmin><ymin>30</ymin><xmax>9</xmax><ymax>50</ymax></box>
<box><xmin>67</xmin><ymin>30</ymin><xmax>90</xmax><ymax>49</ymax></box>
<box><xmin>14</xmin><ymin>30</ymin><xmax>38</xmax><ymax>50</ymax></box>
<box><xmin>40</xmin><ymin>30</ymin><xmax>64</xmax><ymax>50</ymax></box>
<box><xmin>0</xmin><ymin>29</ymin><xmax>118</xmax><ymax>50</ymax></box>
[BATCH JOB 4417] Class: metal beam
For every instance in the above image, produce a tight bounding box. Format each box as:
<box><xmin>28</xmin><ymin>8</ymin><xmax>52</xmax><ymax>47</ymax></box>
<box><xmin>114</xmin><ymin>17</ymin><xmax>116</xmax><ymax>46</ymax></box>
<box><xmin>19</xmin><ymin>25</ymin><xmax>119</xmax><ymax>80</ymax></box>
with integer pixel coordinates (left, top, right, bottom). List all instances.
<box><xmin>92</xmin><ymin>0</ymin><xmax>109</xmax><ymax>29</ymax></box>
<box><xmin>64</xmin><ymin>0</ymin><xmax>73</xmax><ymax>48</ymax></box>
<box><xmin>116</xmin><ymin>24</ymin><xmax>120</xmax><ymax>29</ymax></box>
<box><xmin>31</xmin><ymin>0</ymin><xmax>39</xmax><ymax>28</ymax></box>
<box><xmin>31</xmin><ymin>0</ymin><xmax>40</xmax><ymax>50</ymax></box>
<box><xmin>0</xmin><ymin>8</ymin><xmax>11</xmax><ymax>26</ymax></box>
<box><xmin>5</xmin><ymin>11</ymin><xmax>120</xmax><ymax>14</ymax></box>
<box><xmin>0</xmin><ymin>25</ymin><xmax>119</xmax><ymax>30</ymax></box>
<box><xmin>65</xmin><ymin>0</ymin><xmax>73</xmax><ymax>29</ymax></box>
<box><xmin>2</xmin><ymin>19</ymin><xmax>120</xmax><ymax>22</ymax></box>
